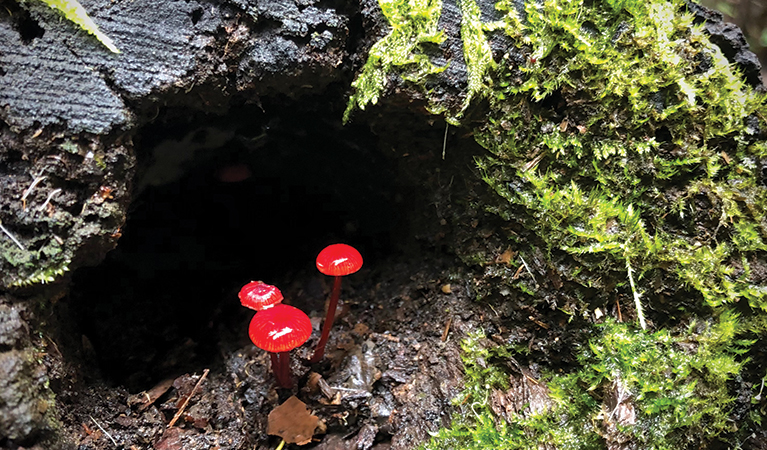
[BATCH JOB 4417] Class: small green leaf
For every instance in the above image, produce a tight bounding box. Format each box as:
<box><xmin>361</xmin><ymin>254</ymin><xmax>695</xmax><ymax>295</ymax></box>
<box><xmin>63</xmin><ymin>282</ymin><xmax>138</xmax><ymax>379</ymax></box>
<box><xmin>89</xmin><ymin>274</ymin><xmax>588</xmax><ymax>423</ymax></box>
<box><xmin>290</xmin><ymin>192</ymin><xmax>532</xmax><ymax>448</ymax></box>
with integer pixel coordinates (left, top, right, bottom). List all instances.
<box><xmin>39</xmin><ymin>0</ymin><xmax>120</xmax><ymax>53</ymax></box>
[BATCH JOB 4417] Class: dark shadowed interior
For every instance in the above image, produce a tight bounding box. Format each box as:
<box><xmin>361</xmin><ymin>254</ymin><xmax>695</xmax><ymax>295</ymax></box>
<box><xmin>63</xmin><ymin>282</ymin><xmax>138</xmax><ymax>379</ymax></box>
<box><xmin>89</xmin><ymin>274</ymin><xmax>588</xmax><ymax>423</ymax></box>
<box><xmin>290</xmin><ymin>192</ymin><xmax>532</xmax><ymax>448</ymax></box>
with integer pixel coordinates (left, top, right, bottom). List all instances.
<box><xmin>67</xmin><ymin>95</ymin><xmax>401</xmax><ymax>390</ymax></box>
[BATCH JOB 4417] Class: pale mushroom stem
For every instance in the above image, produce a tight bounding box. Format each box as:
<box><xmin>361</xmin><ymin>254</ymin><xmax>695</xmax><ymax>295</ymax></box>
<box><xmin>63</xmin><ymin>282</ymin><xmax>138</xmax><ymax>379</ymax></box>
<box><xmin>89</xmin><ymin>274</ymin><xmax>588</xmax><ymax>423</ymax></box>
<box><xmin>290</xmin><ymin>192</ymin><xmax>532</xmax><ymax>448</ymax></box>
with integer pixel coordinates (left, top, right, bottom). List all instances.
<box><xmin>309</xmin><ymin>276</ymin><xmax>343</xmax><ymax>363</ymax></box>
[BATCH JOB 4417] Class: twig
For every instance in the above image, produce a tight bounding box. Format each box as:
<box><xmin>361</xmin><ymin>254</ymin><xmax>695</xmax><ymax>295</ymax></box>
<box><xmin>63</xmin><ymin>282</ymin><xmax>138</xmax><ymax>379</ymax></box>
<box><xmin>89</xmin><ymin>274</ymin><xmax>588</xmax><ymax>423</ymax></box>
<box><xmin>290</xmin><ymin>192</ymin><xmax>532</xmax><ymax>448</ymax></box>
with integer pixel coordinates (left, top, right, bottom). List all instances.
<box><xmin>89</xmin><ymin>416</ymin><xmax>118</xmax><ymax>447</ymax></box>
<box><xmin>38</xmin><ymin>188</ymin><xmax>62</xmax><ymax>212</ymax></box>
<box><xmin>625</xmin><ymin>256</ymin><xmax>647</xmax><ymax>330</ymax></box>
<box><xmin>519</xmin><ymin>255</ymin><xmax>538</xmax><ymax>287</ymax></box>
<box><xmin>329</xmin><ymin>386</ymin><xmax>362</xmax><ymax>392</ymax></box>
<box><xmin>0</xmin><ymin>220</ymin><xmax>25</xmax><ymax>250</ymax></box>
<box><xmin>442</xmin><ymin>123</ymin><xmax>449</xmax><ymax>160</ymax></box>
<box><xmin>167</xmin><ymin>369</ymin><xmax>209</xmax><ymax>428</ymax></box>
<box><xmin>20</xmin><ymin>174</ymin><xmax>47</xmax><ymax>209</ymax></box>
<box><xmin>441</xmin><ymin>316</ymin><xmax>453</xmax><ymax>342</ymax></box>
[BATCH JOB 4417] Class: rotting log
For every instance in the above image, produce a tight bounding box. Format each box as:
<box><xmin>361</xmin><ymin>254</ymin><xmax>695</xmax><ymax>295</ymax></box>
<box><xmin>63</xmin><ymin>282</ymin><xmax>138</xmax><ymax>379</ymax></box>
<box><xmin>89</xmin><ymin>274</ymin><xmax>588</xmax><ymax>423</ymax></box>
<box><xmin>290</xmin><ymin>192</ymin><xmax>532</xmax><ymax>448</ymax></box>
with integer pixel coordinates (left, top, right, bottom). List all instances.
<box><xmin>1</xmin><ymin>0</ymin><xmax>352</xmax><ymax>445</ymax></box>
<box><xmin>0</xmin><ymin>0</ymin><xmax>766</xmax><ymax>448</ymax></box>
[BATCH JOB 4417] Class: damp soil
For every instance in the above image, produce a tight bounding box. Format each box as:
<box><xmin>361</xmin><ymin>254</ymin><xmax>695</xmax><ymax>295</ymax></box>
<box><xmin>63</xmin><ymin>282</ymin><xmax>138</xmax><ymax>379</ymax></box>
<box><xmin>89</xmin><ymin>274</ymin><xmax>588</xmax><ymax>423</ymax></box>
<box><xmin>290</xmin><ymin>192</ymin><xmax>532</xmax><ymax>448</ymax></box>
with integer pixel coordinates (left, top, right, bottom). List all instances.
<box><xmin>54</xmin><ymin>251</ymin><xmax>496</xmax><ymax>450</ymax></box>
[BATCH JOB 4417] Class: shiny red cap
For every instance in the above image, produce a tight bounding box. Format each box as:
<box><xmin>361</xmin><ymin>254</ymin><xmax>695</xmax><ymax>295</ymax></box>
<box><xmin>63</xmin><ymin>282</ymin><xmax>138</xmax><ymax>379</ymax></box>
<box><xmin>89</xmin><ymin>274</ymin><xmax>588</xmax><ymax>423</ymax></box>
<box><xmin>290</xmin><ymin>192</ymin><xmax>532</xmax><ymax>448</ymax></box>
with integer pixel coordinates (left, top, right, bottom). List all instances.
<box><xmin>248</xmin><ymin>304</ymin><xmax>312</xmax><ymax>353</ymax></box>
<box><xmin>316</xmin><ymin>244</ymin><xmax>363</xmax><ymax>277</ymax></box>
<box><xmin>239</xmin><ymin>281</ymin><xmax>284</xmax><ymax>311</ymax></box>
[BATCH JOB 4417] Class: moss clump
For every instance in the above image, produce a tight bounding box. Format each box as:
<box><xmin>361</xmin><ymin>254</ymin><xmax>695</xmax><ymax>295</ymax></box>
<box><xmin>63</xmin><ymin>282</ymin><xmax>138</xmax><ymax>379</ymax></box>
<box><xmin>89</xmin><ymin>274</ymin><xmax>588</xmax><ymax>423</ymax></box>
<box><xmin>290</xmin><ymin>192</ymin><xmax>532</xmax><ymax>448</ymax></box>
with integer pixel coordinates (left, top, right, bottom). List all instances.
<box><xmin>477</xmin><ymin>0</ymin><xmax>767</xmax><ymax>317</ymax></box>
<box><xmin>343</xmin><ymin>0</ymin><xmax>446</xmax><ymax>122</ymax></box>
<box><xmin>424</xmin><ymin>315</ymin><xmax>750</xmax><ymax>449</ymax></box>
<box><xmin>9</xmin><ymin>261</ymin><xmax>70</xmax><ymax>287</ymax></box>
<box><xmin>346</xmin><ymin>0</ymin><xmax>767</xmax><ymax>446</ymax></box>
<box><xmin>348</xmin><ymin>0</ymin><xmax>767</xmax><ymax>320</ymax></box>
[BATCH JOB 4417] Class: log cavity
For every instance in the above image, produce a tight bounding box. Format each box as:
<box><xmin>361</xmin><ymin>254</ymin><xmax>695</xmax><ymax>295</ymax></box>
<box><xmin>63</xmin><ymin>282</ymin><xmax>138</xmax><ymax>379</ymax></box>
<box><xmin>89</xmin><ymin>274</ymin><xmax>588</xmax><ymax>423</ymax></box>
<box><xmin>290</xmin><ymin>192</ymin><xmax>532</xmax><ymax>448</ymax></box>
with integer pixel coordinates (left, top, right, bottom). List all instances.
<box><xmin>68</xmin><ymin>96</ymin><xmax>398</xmax><ymax>390</ymax></box>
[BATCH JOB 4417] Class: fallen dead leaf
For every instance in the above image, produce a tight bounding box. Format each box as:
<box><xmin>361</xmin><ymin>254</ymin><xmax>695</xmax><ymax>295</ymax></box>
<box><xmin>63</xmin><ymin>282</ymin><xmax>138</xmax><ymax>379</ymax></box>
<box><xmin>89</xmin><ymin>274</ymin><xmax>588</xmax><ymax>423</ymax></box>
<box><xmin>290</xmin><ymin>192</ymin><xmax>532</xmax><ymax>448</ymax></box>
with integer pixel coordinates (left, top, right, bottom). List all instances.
<box><xmin>351</xmin><ymin>323</ymin><xmax>370</xmax><ymax>336</ymax></box>
<box><xmin>267</xmin><ymin>396</ymin><xmax>322</xmax><ymax>445</ymax></box>
<box><xmin>496</xmin><ymin>247</ymin><xmax>515</xmax><ymax>265</ymax></box>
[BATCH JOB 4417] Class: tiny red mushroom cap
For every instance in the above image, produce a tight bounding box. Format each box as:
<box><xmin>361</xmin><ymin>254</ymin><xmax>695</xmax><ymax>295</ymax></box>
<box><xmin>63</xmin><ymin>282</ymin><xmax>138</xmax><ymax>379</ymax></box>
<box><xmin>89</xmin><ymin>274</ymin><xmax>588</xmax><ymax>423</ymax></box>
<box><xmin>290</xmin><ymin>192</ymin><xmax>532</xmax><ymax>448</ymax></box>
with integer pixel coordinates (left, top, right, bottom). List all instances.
<box><xmin>239</xmin><ymin>281</ymin><xmax>284</xmax><ymax>311</ymax></box>
<box><xmin>316</xmin><ymin>244</ymin><xmax>363</xmax><ymax>277</ymax></box>
<box><xmin>248</xmin><ymin>304</ymin><xmax>312</xmax><ymax>353</ymax></box>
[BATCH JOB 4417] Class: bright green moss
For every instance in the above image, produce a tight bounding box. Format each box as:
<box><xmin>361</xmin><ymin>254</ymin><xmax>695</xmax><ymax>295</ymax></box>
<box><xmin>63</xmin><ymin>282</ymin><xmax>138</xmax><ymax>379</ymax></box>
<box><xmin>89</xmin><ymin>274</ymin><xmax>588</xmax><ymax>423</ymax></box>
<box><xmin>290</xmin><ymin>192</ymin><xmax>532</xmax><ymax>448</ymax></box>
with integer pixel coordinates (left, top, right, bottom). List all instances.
<box><xmin>475</xmin><ymin>0</ymin><xmax>767</xmax><ymax>322</ymax></box>
<box><xmin>423</xmin><ymin>317</ymin><xmax>748</xmax><ymax>449</ymax></box>
<box><xmin>347</xmin><ymin>0</ymin><xmax>767</xmax><ymax>446</ymax></box>
<box><xmin>422</xmin><ymin>332</ymin><xmax>603</xmax><ymax>450</ymax></box>
<box><xmin>9</xmin><ymin>260</ymin><xmax>70</xmax><ymax>287</ymax></box>
<box><xmin>446</xmin><ymin>0</ymin><xmax>498</xmax><ymax>120</ymax></box>
<box><xmin>343</xmin><ymin>0</ymin><xmax>446</xmax><ymax>122</ymax></box>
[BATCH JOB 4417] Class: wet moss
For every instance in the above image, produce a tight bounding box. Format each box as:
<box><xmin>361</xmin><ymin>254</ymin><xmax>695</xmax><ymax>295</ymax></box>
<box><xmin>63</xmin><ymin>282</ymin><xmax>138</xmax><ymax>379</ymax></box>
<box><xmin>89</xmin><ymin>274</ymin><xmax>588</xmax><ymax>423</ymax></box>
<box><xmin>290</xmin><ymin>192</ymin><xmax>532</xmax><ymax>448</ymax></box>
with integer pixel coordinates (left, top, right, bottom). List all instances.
<box><xmin>346</xmin><ymin>0</ymin><xmax>767</xmax><ymax>446</ymax></box>
<box><xmin>343</xmin><ymin>0</ymin><xmax>446</xmax><ymax>122</ymax></box>
<box><xmin>423</xmin><ymin>316</ymin><xmax>749</xmax><ymax>449</ymax></box>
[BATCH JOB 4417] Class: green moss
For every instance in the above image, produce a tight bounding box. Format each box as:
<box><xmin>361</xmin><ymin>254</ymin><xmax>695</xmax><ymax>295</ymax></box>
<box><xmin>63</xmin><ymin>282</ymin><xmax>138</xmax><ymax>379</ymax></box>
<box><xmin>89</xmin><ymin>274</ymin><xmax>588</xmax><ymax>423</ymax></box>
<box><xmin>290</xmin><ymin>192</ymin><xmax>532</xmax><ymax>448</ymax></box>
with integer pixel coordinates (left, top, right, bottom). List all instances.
<box><xmin>348</xmin><ymin>0</ymin><xmax>767</xmax><ymax>446</ymax></box>
<box><xmin>343</xmin><ymin>0</ymin><xmax>446</xmax><ymax>122</ymax></box>
<box><xmin>423</xmin><ymin>317</ymin><xmax>748</xmax><ymax>449</ymax></box>
<box><xmin>2</xmin><ymin>231</ymin><xmax>70</xmax><ymax>287</ymax></box>
<box><xmin>9</xmin><ymin>260</ymin><xmax>70</xmax><ymax>287</ymax></box>
<box><xmin>468</xmin><ymin>0</ymin><xmax>767</xmax><ymax>325</ymax></box>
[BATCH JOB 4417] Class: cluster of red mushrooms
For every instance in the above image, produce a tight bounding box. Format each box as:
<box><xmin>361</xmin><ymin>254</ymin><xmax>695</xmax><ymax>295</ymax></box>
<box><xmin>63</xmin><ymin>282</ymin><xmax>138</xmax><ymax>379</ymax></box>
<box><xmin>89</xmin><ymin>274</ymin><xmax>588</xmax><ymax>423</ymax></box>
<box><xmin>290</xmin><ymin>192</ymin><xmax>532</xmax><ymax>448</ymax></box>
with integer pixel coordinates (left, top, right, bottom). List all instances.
<box><xmin>238</xmin><ymin>243</ymin><xmax>363</xmax><ymax>388</ymax></box>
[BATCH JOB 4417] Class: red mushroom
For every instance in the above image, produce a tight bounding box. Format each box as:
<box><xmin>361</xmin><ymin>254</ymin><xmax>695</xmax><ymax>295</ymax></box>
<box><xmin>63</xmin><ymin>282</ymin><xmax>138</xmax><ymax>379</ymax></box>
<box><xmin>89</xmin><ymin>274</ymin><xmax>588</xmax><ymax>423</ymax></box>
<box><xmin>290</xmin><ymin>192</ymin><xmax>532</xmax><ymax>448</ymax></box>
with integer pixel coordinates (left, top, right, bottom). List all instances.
<box><xmin>249</xmin><ymin>304</ymin><xmax>312</xmax><ymax>388</ymax></box>
<box><xmin>239</xmin><ymin>281</ymin><xmax>283</xmax><ymax>311</ymax></box>
<box><xmin>309</xmin><ymin>243</ymin><xmax>363</xmax><ymax>363</ymax></box>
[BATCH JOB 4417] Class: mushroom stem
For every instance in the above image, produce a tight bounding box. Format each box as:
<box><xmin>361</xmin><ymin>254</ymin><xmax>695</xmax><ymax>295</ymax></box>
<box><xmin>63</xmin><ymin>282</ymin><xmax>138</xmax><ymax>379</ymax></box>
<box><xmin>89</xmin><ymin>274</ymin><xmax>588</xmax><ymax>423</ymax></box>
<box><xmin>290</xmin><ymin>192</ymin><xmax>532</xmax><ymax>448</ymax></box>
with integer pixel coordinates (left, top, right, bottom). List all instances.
<box><xmin>270</xmin><ymin>352</ymin><xmax>293</xmax><ymax>388</ymax></box>
<box><xmin>310</xmin><ymin>276</ymin><xmax>343</xmax><ymax>363</ymax></box>
<box><xmin>279</xmin><ymin>351</ymin><xmax>291</xmax><ymax>388</ymax></box>
<box><xmin>270</xmin><ymin>353</ymin><xmax>283</xmax><ymax>386</ymax></box>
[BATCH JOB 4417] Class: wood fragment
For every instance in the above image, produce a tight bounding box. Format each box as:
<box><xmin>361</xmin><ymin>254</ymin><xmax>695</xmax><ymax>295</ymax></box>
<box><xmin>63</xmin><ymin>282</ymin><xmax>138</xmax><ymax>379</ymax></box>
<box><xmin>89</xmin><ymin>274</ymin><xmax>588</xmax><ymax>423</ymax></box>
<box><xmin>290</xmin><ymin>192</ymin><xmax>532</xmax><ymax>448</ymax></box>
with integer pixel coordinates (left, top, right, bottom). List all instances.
<box><xmin>441</xmin><ymin>316</ymin><xmax>452</xmax><ymax>342</ymax></box>
<box><xmin>167</xmin><ymin>369</ymin><xmax>209</xmax><ymax>428</ymax></box>
<box><xmin>371</xmin><ymin>332</ymin><xmax>399</xmax><ymax>343</ymax></box>
<box><xmin>616</xmin><ymin>299</ymin><xmax>622</xmax><ymax>323</ymax></box>
<box><xmin>317</xmin><ymin>376</ymin><xmax>335</xmax><ymax>400</ymax></box>
<box><xmin>128</xmin><ymin>377</ymin><xmax>174</xmax><ymax>411</ymax></box>
<box><xmin>442</xmin><ymin>122</ymin><xmax>449</xmax><ymax>160</ymax></box>
<box><xmin>519</xmin><ymin>255</ymin><xmax>537</xmax><ymax>286</ymax></box>
<box><xmin>529</xmin><ymin>315</ymin><xmax>549</xmax><ymax>329</ymax></box>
